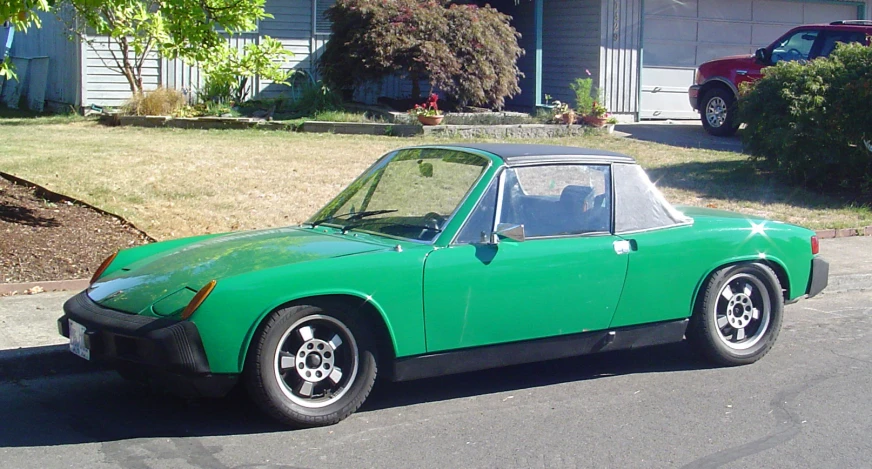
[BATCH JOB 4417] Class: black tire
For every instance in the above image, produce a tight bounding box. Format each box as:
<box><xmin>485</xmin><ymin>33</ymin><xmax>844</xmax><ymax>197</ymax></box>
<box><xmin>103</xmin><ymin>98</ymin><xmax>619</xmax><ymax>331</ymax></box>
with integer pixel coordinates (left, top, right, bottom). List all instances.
<box><xmin>688</xmin><ymin>263</ymin><xmax>783</xmax><ymax>366</ymax></box>
<box><xmin>700</xmin><ymin>87</ymin><xmax>739</xmax><ymax>137</ymax></box>
<box><xmin>245</xmin><ymin>303</ymin><xmax>377</xmax><ymax>427</ymax></box>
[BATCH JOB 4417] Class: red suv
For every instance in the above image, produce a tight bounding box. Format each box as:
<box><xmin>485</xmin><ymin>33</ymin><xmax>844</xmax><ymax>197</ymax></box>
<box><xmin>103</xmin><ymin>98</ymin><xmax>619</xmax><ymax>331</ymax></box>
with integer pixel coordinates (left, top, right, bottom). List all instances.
<box><xmin>689</xmin><ymin>20</ymin><xmax>872</xmax><ymax>136</ymax></box>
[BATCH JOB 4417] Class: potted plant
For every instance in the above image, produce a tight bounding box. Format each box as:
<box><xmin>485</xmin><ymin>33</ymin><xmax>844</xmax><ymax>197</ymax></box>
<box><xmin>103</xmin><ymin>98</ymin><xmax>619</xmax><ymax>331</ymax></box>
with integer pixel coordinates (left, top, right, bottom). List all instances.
<box><xmin>551</xmin><ymin>100</ymin><xmax>575</xmax><ymax>125</ymax></box>
<box><xmin>582</xmin><ymin>101</ymin><xmax>609</xmax><ymax>127</ymax></box>
<box><xmin>605</xmin><ymin>116</ymin><xmax>618</xmax><ymax>134</ymax></box>
<box><xmin>409</xmin><ymin>93</ymin><xmax>444</xmax><ymax>125</ymax></box>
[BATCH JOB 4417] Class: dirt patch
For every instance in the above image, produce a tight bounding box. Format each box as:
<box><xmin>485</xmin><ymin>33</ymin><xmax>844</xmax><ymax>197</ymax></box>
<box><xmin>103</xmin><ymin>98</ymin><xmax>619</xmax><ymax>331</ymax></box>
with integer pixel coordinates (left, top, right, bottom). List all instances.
<box><xmin>0</xmin><ymin>176</ymin><xmax>150</xmax><ymax>283</ymax></box>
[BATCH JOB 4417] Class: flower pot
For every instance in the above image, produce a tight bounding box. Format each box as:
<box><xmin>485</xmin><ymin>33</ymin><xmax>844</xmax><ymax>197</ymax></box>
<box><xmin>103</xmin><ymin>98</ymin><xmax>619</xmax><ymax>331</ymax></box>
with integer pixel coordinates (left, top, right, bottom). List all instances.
<box><xmin>606</xmin><ymin>123</ymin><xmax>616</xmax><ymax>134</ymax></box>
<box><xmin>560</xmin><ymin>111</ymin><xmax>576</xmax><ymax>125</ymax></box>
<box><xmin>417</xmin><ymin>114</ymin><xmax>444</xmax><ymax>126</ymax></box>
<box><xmin>582</xmin><ymin>115</ymin><xmax>608</xmax><ymax>128</ymax></box>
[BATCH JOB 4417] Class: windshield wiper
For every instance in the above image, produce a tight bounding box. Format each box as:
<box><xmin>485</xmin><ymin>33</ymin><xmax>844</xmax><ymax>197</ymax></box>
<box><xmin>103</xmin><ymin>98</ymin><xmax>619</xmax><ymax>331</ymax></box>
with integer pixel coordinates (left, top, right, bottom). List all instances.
<box><xmin>341</xmin><ymin>220</ymin><xmax>443</xmax><ymax>235</ymax></box>
<box><xmin>309</xmin><ymin>209</ymin><xmax>398</xmax><ymax>228</ymax></box>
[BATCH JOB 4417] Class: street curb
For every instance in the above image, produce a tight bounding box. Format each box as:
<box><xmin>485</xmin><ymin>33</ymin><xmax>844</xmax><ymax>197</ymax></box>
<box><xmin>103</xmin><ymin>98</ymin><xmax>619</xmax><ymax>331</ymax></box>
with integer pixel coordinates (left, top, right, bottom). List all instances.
<box><xmin>815</xmin><ymin>228</ymin><xmax>872</xmax><ymax>239</ymax></box>
<box><xmin>0</xmin><ymin>279</ymin><xmax>89</xmax><ymax>296</ymax></box>
<box><xmin>0</xmin><ymin>344</ymin><xmax>107</xmax><ymax>382</ymax></box>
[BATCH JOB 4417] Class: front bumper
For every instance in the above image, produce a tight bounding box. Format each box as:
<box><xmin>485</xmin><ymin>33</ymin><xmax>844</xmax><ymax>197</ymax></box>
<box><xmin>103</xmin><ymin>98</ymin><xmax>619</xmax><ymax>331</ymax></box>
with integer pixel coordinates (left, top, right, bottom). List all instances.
<box><xmin>688</xmin><ymin>85</ymin><xmax>701</xmax><ymax>111</ymax></box>
<box><xmin>58</xmin><ymin>291</ymin><xmax>237</xmax><ymax>397</ymax></box>
<box><xmin>806</xmin><ymin>257</ymin><xmax>829</xmax><ymax>299</ymax></box>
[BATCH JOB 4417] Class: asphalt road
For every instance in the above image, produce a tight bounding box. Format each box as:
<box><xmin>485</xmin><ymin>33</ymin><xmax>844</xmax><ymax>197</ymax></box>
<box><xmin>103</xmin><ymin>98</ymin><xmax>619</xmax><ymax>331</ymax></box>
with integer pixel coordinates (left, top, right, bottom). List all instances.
<box><xmin>2</xmin><ymin>290</ymin><xmax>871</xmax><ymax>469</ymax></box>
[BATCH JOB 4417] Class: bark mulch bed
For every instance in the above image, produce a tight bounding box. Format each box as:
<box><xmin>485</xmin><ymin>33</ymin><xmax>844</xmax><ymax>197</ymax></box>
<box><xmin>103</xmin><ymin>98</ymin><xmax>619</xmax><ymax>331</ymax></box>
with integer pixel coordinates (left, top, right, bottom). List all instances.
<box><xmin>0</xmin><ymin>175</ymin><xmax>151</xmax><ymax>284</ymax></box>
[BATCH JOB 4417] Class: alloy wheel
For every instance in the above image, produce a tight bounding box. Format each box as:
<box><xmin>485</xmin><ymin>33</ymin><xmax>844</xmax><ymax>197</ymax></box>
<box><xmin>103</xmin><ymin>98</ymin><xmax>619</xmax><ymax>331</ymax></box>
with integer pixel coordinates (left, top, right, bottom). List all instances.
<box><xmin>706</xmin><ymin>96</ymin><xmax>728</xmax><ymax>128</ymax></box>
<box><xmin>713</xmin><ymin>273</ymin><xmax>771</xmax><ymax>350</ymax></box>
<box><xmin>273</xmin><ymin>314</ymin><xmax>359</xmax><ymax>408</ymax></box>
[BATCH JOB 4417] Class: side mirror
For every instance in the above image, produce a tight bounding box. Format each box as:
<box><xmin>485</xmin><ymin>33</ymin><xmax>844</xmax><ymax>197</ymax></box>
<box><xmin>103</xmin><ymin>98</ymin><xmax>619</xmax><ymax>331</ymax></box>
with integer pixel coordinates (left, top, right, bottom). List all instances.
<box><xmin>488</xmin><ymin>223</ymin><xmax>525</xmax><ymax>244</ymax></box>
<box><xmin>755</xmin><ymin>48</ymin><xmax>771</xmax><ymax>64</ymax></box>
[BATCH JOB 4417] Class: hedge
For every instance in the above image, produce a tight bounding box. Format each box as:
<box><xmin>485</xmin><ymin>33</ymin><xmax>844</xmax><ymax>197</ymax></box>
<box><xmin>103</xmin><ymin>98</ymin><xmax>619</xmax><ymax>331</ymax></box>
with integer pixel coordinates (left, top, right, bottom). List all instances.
<box><xmin>739</xmin><ymin>43</ymin><xmax>872</xmax><ymax>196</ymax></box>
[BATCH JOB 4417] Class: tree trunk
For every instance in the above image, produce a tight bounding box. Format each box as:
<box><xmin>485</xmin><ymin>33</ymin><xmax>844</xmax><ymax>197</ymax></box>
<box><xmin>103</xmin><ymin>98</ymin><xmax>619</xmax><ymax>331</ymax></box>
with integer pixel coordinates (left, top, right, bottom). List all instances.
<box><xmin>410</xmin><ymin>71</ymin><xmax>421</xmax><ymax>100</ymax></box>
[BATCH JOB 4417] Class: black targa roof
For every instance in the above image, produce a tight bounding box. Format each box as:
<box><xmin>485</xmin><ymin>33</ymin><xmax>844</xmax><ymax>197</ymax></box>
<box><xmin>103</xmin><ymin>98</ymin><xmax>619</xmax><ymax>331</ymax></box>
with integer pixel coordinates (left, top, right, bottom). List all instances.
<box><xmin>427</xmin><ymin>143</ymin><xmax>636</xmax><ymax>165</ymax></box>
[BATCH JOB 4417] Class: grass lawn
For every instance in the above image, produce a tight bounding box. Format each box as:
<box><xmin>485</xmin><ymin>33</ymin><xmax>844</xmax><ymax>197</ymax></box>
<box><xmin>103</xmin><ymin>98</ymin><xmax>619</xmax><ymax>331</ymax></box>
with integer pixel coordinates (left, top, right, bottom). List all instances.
<box><xmin>1</xmin><ymin>117</ymin><xmax>870</xmax><ymax>240</ymax></box>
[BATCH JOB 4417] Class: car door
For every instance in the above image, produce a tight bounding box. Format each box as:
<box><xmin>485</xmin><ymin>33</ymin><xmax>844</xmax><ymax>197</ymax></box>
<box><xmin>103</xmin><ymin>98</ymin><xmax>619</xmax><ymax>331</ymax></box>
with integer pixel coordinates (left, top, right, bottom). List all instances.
<box><xmin>814</xmin><ymin>30</ymin><xmax>869</xmax><ymax>59</ymax></box>
<box><xmin>769</xmin><ymin>28</ymin><xmax>822</xmax><ymax>65</ymax></box>
<box><xmin>422</xmin><ymin>163</ymin><xmax>629</xmax><ymax>353</ymax></box>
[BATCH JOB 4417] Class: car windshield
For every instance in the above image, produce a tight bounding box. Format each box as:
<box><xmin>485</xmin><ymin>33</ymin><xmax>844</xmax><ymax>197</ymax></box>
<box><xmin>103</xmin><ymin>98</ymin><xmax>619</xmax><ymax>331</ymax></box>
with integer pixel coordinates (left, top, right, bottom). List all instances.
<box><xmin>307</xmin><ymin>148</ymin><xmax>490</xmax><ymax>242</ymax></box>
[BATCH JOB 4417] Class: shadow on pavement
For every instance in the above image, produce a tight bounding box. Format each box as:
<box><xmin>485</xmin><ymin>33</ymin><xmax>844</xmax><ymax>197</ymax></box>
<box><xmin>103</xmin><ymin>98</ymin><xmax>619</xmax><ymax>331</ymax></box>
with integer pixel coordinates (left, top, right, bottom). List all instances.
<box><xmin>615</xmin><ymin>123</ymin><xmax>743</xmax><ymax>152</ymax></box>
<box><xmin>0</xmin><ymin>342</ymin><xmax>712</xmax><ymax>447</ymax></box>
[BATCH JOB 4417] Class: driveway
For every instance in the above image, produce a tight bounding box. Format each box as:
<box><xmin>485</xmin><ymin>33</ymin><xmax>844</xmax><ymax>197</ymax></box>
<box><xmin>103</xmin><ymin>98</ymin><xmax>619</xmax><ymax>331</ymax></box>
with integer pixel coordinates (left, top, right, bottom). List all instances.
<box><xmin>614</xmin><ymin>120</ymin><xmax>743</xmax><ymax>153</ymax></box>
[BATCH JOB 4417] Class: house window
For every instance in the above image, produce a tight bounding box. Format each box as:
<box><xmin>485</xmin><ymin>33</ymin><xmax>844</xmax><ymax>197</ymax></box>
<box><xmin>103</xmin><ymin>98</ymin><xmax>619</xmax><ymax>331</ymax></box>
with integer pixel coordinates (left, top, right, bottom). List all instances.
<box><xmin>314</xmin><ymin>0</ymin><xmax>335</xmax><ymax>35</ymax></box>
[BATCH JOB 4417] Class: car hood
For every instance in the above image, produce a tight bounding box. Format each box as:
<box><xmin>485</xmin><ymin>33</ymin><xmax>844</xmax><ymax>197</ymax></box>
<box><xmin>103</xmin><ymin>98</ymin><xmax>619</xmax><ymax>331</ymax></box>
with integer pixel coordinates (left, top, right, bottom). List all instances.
<box><xmin>88</xmin><ymin>227</ymin><xmax>392</xmax><ymax>314</ymax></box>
<box><xmin>699</xmin><ymin>55</ymin><xmax>757</xmax><ymax>73</ymax></box>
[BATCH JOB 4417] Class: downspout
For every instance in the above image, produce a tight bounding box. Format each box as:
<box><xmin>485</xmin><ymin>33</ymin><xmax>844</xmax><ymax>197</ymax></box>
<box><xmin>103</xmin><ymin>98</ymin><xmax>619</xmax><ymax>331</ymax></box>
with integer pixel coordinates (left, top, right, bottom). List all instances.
<box><xmin>1</xmin><ymin>25</ymin><xmax>13</xmax><ymax>61</ymax></box>
<box><xmin>636</xmin><ymin>0</ymin><xmax>644</xmax><ymax>122</ymax></box>
<box><xmin>535</xmin><ymin>0</ymin><xmax>543</xmax><ymax>106</ymax></box>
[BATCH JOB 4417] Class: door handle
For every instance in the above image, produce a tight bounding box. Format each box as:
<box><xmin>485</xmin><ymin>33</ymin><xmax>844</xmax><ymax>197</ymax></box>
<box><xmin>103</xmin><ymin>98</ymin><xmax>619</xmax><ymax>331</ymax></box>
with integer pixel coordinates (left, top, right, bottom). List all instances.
<box><xmin>613</xmin><ymin>240</ymin><xmax>631</xmax><ymax>255</ymax></box>
<box><xmin>614</xmin><ymin>239</ymin><xmax>638</xmax><ymax>255</ymax></box>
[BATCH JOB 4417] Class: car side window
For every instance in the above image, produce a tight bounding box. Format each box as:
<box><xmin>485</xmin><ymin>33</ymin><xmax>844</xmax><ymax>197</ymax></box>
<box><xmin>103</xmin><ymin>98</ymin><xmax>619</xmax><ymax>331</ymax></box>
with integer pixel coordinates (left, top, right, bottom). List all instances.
<box><xmin>816</xmin><ymin>31</ymin><xmax>868</xmax><ymax>58</ymax></box>
<box><xmin>497</xmin><ymin>164</ymin><xmax>611</xmax><ymax>238</ymax></box>
<box><xmin>455</xmin><ymin>179</ymin><xmax>498</xmax><ymax>244</ymax></box>
<box><xmin>771</xmin><ymin>30</ymin><xmax>819</xmax><ymax>63</ymax></box>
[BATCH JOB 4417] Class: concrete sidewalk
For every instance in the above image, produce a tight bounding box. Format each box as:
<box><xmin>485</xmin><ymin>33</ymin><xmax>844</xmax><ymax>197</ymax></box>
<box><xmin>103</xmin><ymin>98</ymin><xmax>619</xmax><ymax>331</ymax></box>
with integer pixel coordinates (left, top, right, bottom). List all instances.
<box><xmin>1</xmin><ymin>236</ymin><xmax>870</xmax><ymax>380</ymax></box>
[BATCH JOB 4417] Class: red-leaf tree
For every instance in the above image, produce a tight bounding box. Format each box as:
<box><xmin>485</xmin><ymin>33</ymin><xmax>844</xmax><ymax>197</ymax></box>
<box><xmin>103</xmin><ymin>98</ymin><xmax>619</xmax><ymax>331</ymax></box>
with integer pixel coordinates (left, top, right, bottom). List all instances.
<box><xmin>319</xmin><ymin>0</ymin><xmax>523</xmax><ymax>109</ymax></box>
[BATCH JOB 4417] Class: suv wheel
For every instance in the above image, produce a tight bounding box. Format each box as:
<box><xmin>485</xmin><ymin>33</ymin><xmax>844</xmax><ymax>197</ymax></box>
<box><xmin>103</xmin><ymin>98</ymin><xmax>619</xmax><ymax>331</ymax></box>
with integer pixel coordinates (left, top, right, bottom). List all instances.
<box><xmin>701</xmin><ymin>88</ymin><xmax>739</xmax><ymax>137</ymax></box>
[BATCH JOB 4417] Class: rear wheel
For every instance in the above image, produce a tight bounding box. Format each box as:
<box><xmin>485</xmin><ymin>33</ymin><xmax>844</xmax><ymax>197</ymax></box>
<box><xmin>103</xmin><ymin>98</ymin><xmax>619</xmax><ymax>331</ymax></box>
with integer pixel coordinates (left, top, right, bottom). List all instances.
<box><xmin>700</xmin><ymin>88</ymin><xmax>739</xmax><ymax>137</ymax></box>
<box><xmin>245</xmin><ymin>303</ymin><xmax>377</xmax><ymax>427</ymax></box>
<box><xmin>689</xmin><ymin>263</ymin><xmax>783</xmax><ymax>366</ymax></box>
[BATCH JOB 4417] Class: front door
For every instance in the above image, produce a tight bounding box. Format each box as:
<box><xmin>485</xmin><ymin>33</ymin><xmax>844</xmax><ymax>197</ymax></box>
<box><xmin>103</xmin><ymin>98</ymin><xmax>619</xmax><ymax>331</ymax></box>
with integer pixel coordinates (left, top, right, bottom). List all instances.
<box><xmin>422</xmin><ymin>164</ymin><xmax>629</xmax><ymax>352</ymax></box>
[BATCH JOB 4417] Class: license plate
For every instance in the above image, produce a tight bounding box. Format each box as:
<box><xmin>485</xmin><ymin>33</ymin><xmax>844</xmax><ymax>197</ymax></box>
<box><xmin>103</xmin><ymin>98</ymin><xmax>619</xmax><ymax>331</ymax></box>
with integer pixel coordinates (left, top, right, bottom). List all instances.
<box><xmin>69</xmin><ymin>319</ymin><xmax>90</xmax><ymax>360</ymax></box>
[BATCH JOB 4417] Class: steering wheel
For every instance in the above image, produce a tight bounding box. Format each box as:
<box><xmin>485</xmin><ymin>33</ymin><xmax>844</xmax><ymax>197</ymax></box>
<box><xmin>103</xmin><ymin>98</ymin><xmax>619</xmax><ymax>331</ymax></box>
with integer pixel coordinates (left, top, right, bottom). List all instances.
<box><xmin>784</xmin><ymin>48</ymin><xmax>803</xmax><ymax>61</ymax></box>
<box><xmin>420</xmin><ymin>212</ymin><xmax>446</xmax><ymax>238</ymax></box>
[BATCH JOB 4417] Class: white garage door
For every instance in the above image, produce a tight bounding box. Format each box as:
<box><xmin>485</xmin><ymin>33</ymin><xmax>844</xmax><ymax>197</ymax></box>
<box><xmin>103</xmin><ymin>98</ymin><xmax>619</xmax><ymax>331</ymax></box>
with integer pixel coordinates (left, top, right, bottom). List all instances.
<box><xmin>641</xmin><ymin>0</ymin><xmax>862</xmax><ymax>119</ymax></box>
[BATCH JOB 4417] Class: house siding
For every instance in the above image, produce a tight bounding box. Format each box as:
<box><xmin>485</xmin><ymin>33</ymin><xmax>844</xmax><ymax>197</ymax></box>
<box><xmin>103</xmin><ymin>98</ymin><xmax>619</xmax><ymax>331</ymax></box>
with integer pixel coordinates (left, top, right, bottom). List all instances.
<box><xmin>503</xmin><ymin>0</ymin><xmax>536</xmax><ymax>109</ymax></box>
<box><xmin>81</xmin><ymin>35</ymin><xmax>161</xmax><ymax>107</ymax></box>
<box><xmin>599</xmin><ymin>0</ymin><xmax>642</xmax><ymax>116</ymax></box>
<box><xmin>80</xmin><ymin>0</ymin><xmax>318</xmax><ymax>106</ymax></box>
<box><xmin>542</xmin><ymin>0</ymin><xmax>603</xmax><ymax>108</ymax></box>
<box><xmin>8</xmin><ymin>11</ymin><xmax>80</xmax><ymax>107</ymax></box>
<box><xmin>258</xmin><ymin>1</ymin><xmax>314</xmax><ymax>97</ymax></box>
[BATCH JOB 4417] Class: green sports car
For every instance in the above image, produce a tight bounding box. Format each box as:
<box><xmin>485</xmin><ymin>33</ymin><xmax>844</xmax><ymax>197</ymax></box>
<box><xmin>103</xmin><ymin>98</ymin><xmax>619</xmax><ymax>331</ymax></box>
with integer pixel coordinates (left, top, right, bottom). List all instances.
<box><xmin>59</xmin><ymin>144</ymin><xmax>828</xmax><ymax>427</ymax></box>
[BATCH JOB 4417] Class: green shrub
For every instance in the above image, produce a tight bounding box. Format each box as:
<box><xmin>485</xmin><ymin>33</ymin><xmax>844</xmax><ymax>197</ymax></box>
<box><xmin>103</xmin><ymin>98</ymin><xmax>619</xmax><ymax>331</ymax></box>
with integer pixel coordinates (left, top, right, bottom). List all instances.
<box><xmin>292</xmin><ymin>82</ymin><xmax>344</xmax><ymax>115</ymax></box>
<box><xmin>739</xmin><ymin>43</ymin><xmax>872</xmax><ymax>194</ymax></box>
<box><xmin>569</xmin><ymin>77</ymin><xmax>594</xmax><ymax>115</ymax></box>
<box><xmin>198</xmin><ymin>75</ymin><xmax>234</xmax><ymax>104</ymax></box>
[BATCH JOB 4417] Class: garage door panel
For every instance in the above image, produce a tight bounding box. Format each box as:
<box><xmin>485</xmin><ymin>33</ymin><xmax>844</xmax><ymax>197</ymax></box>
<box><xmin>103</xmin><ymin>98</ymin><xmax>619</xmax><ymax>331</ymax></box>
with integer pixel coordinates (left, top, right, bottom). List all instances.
<box><xmin>751</xmin><ymin>23</ymin><xmax>794</xmax><ymax>45</ymax></box>
<box><xmin>645</xmin><ymin>43</ymin><xmax>698</xmax><ymax>67</ymax></box>
<box><xmin>697</xmin><ymin>45</ymin><xmax>756</xmax><ymax>64</ymax></box>
<box><xmin>699</xmin><ymin>0</ymin><xmax>752</xmax><ymax>21</ymax></box>
<box><xmin>803</xmin><ymin>4</ymin><xmax>856</xmax><ymax>23</ymax></box>
<box><xmin>640</xmin><ymin>68</ymin><xmax>698</xmax><ymax>119</ymax></box>
<box><xmin>753</xmin><ymin>1</ymin><xmax>804</xmax><ymax>23</ymax></box>
<box><xmin>645</xmin><ymin>0</ymin><xmax>699</xmax><ymax>17</ymax></box>
<box><xmin>698</xmin><ymin>21</ymin><xmax>753</xmax><ymax>45</ymax></box>
<box><xmin>644</xmin><ymin>18</ymin><xmax>698</xmax><ymax>41</ymax></box>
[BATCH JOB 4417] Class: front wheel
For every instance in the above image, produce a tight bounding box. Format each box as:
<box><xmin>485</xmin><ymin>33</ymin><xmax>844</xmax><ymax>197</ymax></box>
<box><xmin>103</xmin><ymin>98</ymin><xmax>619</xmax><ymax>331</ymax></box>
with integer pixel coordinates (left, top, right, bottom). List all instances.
<box><xmin>245</xmin><ymin>304</ymin><xmax>378</xmax><ymax>427</ymax></box>
<box><xmin>688</xmin><ymin>263</ymin><xmax>784</xmax><ymax>366</ymax></box>
<box><xmin>700</xmin><ymin>88</ymin><xmax>739</xmax><ymax>137</ymax></box>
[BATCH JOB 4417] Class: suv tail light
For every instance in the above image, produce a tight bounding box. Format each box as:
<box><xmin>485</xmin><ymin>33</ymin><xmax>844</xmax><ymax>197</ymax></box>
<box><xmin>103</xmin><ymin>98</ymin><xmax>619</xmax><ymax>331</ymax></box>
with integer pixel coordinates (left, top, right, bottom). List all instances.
<box><xmin>811</xmin><ymin>235</ymin><xmax>820</xmax><ymax>255</ymax></box>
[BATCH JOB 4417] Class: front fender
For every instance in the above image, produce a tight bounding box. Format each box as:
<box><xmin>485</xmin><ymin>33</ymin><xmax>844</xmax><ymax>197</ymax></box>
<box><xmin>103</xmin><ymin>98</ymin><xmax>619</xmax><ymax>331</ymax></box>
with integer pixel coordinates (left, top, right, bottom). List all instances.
<box><xmin>233</xmin><ymin>288</ymin><xmax>397</xmax><ymax>373</ymax></box>
<box><xmin>190</xmin><ymin>248</ymin><xmax>430</xmax><ymax>374</ymax></box>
